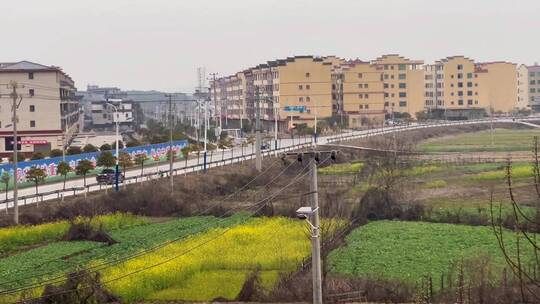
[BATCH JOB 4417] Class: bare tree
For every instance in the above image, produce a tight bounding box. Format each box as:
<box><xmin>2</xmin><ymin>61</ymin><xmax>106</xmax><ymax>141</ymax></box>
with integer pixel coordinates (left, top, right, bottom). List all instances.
<box><xmin>490</xmin><ymin>136</ymin><xmax>540</xmax><ymax>303</ymax></box>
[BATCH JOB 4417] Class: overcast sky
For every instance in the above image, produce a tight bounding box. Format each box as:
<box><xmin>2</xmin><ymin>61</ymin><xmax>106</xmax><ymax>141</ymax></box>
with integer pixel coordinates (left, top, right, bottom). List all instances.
<box><xmin>1</xmin><ymin>0</ymin><xmax>539</xmax><ymax>93</ymax></box>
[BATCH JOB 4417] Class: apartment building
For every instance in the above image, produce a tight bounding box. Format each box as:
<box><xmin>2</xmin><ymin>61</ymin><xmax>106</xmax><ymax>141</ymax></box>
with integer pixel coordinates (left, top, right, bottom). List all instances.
<box><xmin>332</xmin><ymin>60</ymin><xmax>385</xmax><ymax>128</ymax></box>
<box><xmin>90</xmin><ymin>99</ymin><xmax>134</xmax><ymax>130</ymax></box>
<box><xmin>0</xmin><ymin>61</ymin><xmax>80</xmax><ymax>156</ymax></box>
<box><xmin>517</xmin><ymin>64</ymin><xmax>540</xmax><ymax>112</ymax></box>
<box><xmin>372</xmin><ymin>55</ymin><xmax>424</xmax><ymax>118</ymax></box>
<box><xmin>211</xmin><ymin>56</ymin><xmax>333</xmax><ymax>131</ymax></box>
<box><xmin>423</xmin><ymin>56</ymin><xmax>484</xmax><ymax>118</ymax></box>
<box><xmin>475</xmin><ymin>62</ymin><xmax>517</xmax><ymax>113</ymax></box>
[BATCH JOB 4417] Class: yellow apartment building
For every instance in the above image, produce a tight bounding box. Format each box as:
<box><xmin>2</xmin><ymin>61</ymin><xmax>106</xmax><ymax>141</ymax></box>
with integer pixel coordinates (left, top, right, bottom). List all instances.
<box><xmin>475</xmin><ymin>62</ymin><xmax>518</xmax><ymax>113</ymax></box>
<box><xmin>0</xmin><ymin>61</ymin><xmax>80</xmax><ymax>157</ymax></box>
<box><xmin>332</xmin><ymin>60</ymin><xmax>385</xmax><ymax>128</ymax></box>
<box><xmin>372</xmin><ymin>54</ymin><xmax>424</xmax><ymax>118</ymax></box>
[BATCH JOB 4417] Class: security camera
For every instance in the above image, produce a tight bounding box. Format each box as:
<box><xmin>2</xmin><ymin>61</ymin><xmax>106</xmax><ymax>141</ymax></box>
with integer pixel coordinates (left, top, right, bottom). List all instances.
<box><xmin>296</xmin><ymin>206</ymin><xmax>313</xmax><ymax>220</ymax></box>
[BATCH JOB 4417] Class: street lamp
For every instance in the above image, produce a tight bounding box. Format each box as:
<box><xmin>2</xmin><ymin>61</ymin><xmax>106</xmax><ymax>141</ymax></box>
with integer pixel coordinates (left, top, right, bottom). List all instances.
<box><xmin>106</xmin><ymin>102</ymin><xmax>121</xmax><ymax>192</ymax></box>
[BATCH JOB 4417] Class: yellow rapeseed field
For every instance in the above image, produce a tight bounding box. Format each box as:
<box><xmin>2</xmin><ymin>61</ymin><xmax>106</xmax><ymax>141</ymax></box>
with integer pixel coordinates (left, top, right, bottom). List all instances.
<box><xmin>100</xmin><ymin>217</ymin><xmax>312</xmax><ymax>302</ymax></box>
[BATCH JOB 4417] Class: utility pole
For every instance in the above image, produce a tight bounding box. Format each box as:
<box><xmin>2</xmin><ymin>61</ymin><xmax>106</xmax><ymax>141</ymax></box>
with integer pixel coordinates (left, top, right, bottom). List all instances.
<box><xmin>209</xmin><ymin>72</ymin><xmax>220</xmax><ymax>129</ymax></box>
<box><xmin>490</xmin><ymin>101</ymin><xmax>494</xmax><ymax>147</ymax></box>
<box><xmin>255</xmin><ymin>86</ymin><xmax>262</xmax><ymax>172</ymax></box>
<box><xmin>309</xmin><ymin>154</ymin><xmax>323</xmax><ymax>304</ymax></box>
<box><xmin>9</xmin><ymin>81</ymin><xmax>21</xmax><ymax>225</ymax></box>
<box><xmin>165</xmin><ymin>94</ymin><xmax>175</xmax><ymax>190</ymax></box>
<box><xmin>288</xmin><ymin>150</ymin><xmax>338</xmax><ymax>304</ymax></box>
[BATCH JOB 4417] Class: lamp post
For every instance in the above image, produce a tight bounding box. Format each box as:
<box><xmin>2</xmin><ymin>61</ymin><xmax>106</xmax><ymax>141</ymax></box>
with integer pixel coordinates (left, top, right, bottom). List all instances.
<box><xmin>106</xmin><ymin>102</ymin><xmax>120</xmax><ymax>192</ymax></box>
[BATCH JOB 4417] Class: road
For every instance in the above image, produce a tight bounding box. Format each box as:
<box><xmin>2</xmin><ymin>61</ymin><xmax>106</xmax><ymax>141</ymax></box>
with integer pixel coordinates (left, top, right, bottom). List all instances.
<box><xmin>1</xmin><ymin>116</ymin><xmax>538</xmax><ymax>211</ymax></box>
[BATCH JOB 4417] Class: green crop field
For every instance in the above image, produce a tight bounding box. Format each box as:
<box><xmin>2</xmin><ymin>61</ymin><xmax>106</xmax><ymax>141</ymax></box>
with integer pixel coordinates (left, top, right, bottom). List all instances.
<box><xmin>328</xmin><ymin>221</ymin><xmax>536</xmax><ymax>289</ymax></box>
<box><xmin>0</xmin><ymin>213</ymin><xmax>148</xmax><ymax>256</ymax></box>
<box><xmin>318</xmin><ymin>161</ymin><xmax>363</xmax><ymax>175</ymax></box>
<box><xmin>101</xmin><ymin>216</ymin><xmax>312</xmax><ymax>302</ymax></box>
<box><xmin>0</xmin><ymin>214</ymin><xmax>247</xmax><ymax>300</ymax></box>
<box><xmin>417</xmin><ymin>128</ymin><xmax>540</xmax><ymax>152</ymax></box>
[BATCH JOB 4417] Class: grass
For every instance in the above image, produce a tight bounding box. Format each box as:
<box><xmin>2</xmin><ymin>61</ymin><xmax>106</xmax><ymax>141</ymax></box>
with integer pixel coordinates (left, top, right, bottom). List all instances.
<box><xmin>0</xmin><ymin>215</ymin><xmax>246</xmax><ymax>295</ymax></box>
<box><xmin>470</xmin><ymin>163</ymin><xmax>534</xmax><ymax>181</ymax></box>
<box><xmin>0</xmin><ymin>213</ymin><xmax>148</xmax><ymax>256</ymax></box>
<box><xmin>101</xmin><ymin>217</ymin><xmax>312</xmax><ymax>302</ymax></box>
<box><xmin>423</xmin><ymin>180</ymin><xmax>447</xmax><ymax>189</ymax></box>
<box><xmin>417</xmin><ymin>128</ymin><xmax>540</xmax><ymax>152</ymax></box>
<box><xmin>423</xmin><ymin>204</ymin><xmax>536</xmax><ymax>224</ymax></box>
<box><xmin>328</xmin><ymin>221</ymin><xmax>537</xmax><ymax>289</ymax></box>
<box><xmin>318</xmin><ymin>161</ymin><xmax>363</xmax><ymax>175</ymax></box>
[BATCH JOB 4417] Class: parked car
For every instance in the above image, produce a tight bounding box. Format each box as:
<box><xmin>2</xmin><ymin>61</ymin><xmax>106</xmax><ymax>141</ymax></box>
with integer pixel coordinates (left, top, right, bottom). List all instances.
<box><xmin>260</xmin><ymin>142</ymin><xmax>271</xmax><ymax>150</ymax></box>
<box><xmin>96</xmin><ymin>168</ymin><xmax>125</xmax><ymax>184</ymax></box>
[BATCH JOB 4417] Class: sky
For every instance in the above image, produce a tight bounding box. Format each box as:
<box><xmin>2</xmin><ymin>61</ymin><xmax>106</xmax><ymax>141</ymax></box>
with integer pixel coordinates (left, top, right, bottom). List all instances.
<box><xmin>1</xmin><ymin>0</ymin><xmax>539</xmax><ymax>93</ymax></box>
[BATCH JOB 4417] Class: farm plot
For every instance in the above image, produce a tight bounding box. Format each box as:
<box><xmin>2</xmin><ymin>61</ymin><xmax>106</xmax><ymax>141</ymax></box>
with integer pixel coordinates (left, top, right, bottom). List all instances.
<box><xmin>328</xmin><ymin>221</ymin><xmax>536</xmax><ymax>289</ymax></box>
<box><xmin>417</xmin><ymin>128</ymin><xmax>540</xmax><ymax>153</ymax></box>
<box><xmin>101</xmin><ymin>217</ymin><xmax>312</xmax><ymax>302</ymax></box>
<box><xmin>0</xmin><ymin>214</ymin><xmax>246</xmax><ymax>298</ymax></box>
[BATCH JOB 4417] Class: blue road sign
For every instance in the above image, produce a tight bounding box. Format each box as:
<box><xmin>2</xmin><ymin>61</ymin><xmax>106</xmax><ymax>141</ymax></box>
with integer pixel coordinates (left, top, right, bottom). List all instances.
<box><xmin>284</xmin><ymin>105</ymin><xmax>306</xmax><ymax>113</ymax></box>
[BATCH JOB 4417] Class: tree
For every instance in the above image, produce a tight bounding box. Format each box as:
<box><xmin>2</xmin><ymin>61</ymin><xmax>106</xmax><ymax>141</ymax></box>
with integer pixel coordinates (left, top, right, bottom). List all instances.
<box><xmin>25</xmin><ymin>167</ymin><xmax>47</xmax><ymax>195</ymax></box>
<box><xmin>181</xmin><ymin>146</ymin><xmax>190</xmax><ymax>167</ymax></box>
<box><xmin>30</xmin><ymin>152</ymin><xmax>45</xmax><ymax>160</ymax></box>
<box><xmin>82</xmin><ymin>144</ymin><xmax>98</xmax><ymax>153</ymax></box>
<box><xmin>134</xmin><ymin>153</ymin><xmax>148</xmax><ymax>177</ymax></box>
<box><xmin>1</xmin><ymin>172</ymin><xmax>10</xmax><ymax>213</ymax></box>
<box><xmin>125</xmin><ymin>139</ymin><xmax>140</xmax><ymax>147</ymax></box>
<box><xmin>9</xmin><ymin>152</ymin><xmax>25</xmax><ymax>163</ymax></box>
<box><xmin>75</xmin><ymin>160</ymin><xmax>94</xmax><ymax>186</ymax></box>
<box><xmin>57</xmin><ymin>161</ymin><xmax>72</xmax><ymax>191</ymax></box>
<box><xmin>111</xmin><ymin>141</ymin><xmax>124</xmax><ymax>150</ymax></box>
<box><xmin>118</xmin><ymin>152</ymin><xmax>133</xmax><ymax>173</ymax></box>
<box><xmin>97</xmin><ymin>151</ymin><xmax>115</xmax><ymax>168</ymax></box>
<box><xmin>49</xmin><ymin>149</ymin><xmax>63</xmax><ymax>158</ymax></box>
<box><xmin>100</xmin><ymin>143</ymin><xmax>111</xmax><ymax>151</ymax></box>
<box><xmin>166</xmin><ymin>149</ymin><xmax>178</xmax><ymax>161</ymax></box>
<box><xmin>67</xmin><ymin>146</ymin><xmax>82</xmax><ymax>155</ymax></box>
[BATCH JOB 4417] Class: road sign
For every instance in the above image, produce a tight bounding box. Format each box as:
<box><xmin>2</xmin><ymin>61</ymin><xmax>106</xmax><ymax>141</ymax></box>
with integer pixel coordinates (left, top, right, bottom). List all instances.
<box><xmin>284</xmin><ymin>105</ymin><xmax>306</xmax><ymax>113</ymax></box>
<box><xmin>10</xmin><ymin>140</ymin><xmax>48</xmax><ymax>145</ymax></box>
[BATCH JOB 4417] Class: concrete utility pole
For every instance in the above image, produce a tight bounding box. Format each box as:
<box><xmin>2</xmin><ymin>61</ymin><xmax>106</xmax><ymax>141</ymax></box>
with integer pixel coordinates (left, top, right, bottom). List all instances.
<box><xmin>165</xmin><ymin>94</ymin><xmax>174</xmax><ymax>190</ymax></box>
<box><xmin>9</xmin><ymin>81</ymin><xmax>21</xmax><ymax>225</ymax></box>
<box><xmin>209</xmin><ymin>72</ymin><xmax>220</xmax><ymax>129</ymax></box>
<box><xmin>255</xmin><ymin>86</ymin><xmax>262</xmax><ymax>172</ymax></box>
<box><xmin>309</xmin><ymin>154</ymin><xmax>323</xmax><ymax>304</ymax></box>
<box><xmin>288</xmin><ymin>150</ymin><xmax>337</xmax><ymax>304</ymax></box>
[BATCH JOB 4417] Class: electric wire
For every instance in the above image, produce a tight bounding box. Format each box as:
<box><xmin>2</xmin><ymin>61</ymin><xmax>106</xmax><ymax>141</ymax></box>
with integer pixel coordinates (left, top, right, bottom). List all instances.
<box><xmin>0</xmin><ymin>159</ymin><xmax>304</xmax><ymax>295</ymax></box>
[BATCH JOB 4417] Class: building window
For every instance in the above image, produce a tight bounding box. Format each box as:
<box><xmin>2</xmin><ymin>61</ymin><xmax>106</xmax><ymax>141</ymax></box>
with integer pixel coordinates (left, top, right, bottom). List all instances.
<box><xmin>383</xmin><ymin>83</ymin><xmax>388</xmax><ymax>89</ymax></box>
<box><xmin>299</xmin><ymin>97</ymin><xmax>304</xmax><ymax>102</ymax></box>
<box><xmin>365</xmin><ymin>104</ymin><xmax>369</xmax><ymax>109</ymax></box>
<box><xmin>384</xmin><ymin>102</ymin><xmax>389</xmax><ymax>107</ymax></box>
<box><xmin>365</xmin><ymin>94</ymin><xmax>369</xmax><ymax>98</ymax></box>
<box><xmin>29</xmin><ymin>89</ymin><xmax>35</xmax><ymax>96</ymax></box>
<box><xmin>475</xmin><ymin>100</ymin><xmax>479</xmax><ymax>104</ymax></box>
<box><xmin>531</xmin><ymin>88</ymin><xmax>537</xmax><ymax>93</ymax></box>
<box><xmin>458</xmin><ymin>91</ymin><xmax>463</xmax><ymax>96</ymax></box>
<box><xmin>468</xmin><ymin>100</ymin><xmax>473</xmax><ymax>105</ymax></box>
<box><xmin>398</xmin><ymin>74</ymin><xmax>406</xmax><ymax>80</ymax></box>
<box><xmin>467</xmin><ymin>91</ymin><xmax>473</xmax><ymax>96</ymax></box>
<box><xmin>530</xmin><ymin>72</ymin><xmax>536</xmax><ymax>77</ymax></box>
<box><xmin>298</xmin><ymin>85</ymin><xmax>303</xmax><ymax>90</ymax></box>
<box><xmin>399</xmin><ymin>92</ymin><xmax>407</xmax><ymax>98</ymax></box>
<box><xmin>399</xmin><ymin>83</ymin><xmax>406</xmax><ymax>89</ymax></box>
<box><xmin>399</xmin><ymin>101</ymin><xmax>407</xmax><ymax>107</ymax></box>
<box><xmin>458</xmin><ymin>82</ymin><xmax>463</xmax><ymax>88</ymax></box>
<box><xmin>306</xmin><ymin>96</ymin><xmax>311</xmax><ymax>102</ymax></box>
<box><xmin>358</xmin><ymin>73</ymin><xmax>363</xmax><ymax>78</ymax></box>
<box><xmin>467</xmin><ymin>73</ymin><xmax>473</xmax><ymax>78</ymax></box>
<box><xmin>30</xmin><ymin>105</ymin><xmax>35</xmax><ymax>112</ymax></box>
<box><xmin>359</xmin><ymin>104</ymin><xmax>364</xmax><ymax>109</ymax></box>
<box><xmin>306</xmin><ymin>84</ymin><xmax>311</xmax><ymax>90</ymax></box>
<box><xmin>467</xmin><ymin>82</ymin><xmax>473</xmax><ymax>87</ymax></box>
<box><xmin>365</xmin><ymin>83</ymin><xmax>369</xmax><ymax>88</ymax></box>
<box><xmin>458</xmin><ymin>100</ymin><xmax>464</xmax><ymax>105</ymax></box>
<box><xmin>531</xmin><ymin>80</ymin><xmax>536</xmax><ymax>85</ymax></box>
<box><xmin>359</xmin><ymin>94</ymin><xmax>363</xmax><ymax>99</ymax></box>
<box><xmin>384</xmin><ymin>93</ymin><xmax>389</xmax><ymax>97</ymax></box>
<box><xmin>305</xmin><ymin>72</ymin><xmax>310</xmax><ymax>77</ymax></box>
<box><xmin>28</xmin><ymin>72</ymin><xmax>34</xmax><ymax>79</ymax></box>
<box><xmin>30</xmin><ymin>120</ymin><xmax>36</xmax><ymax>127</ymax></box>
<box><xmin>398</xmin><ymin>64</ymin><xmax>406</xmax><ymax>70</ymax></box>
<box><xmin>358</xmin><ymin>84</ymin><xmax>363</xmax><ymax>89</ymax></box>
<box><xmin>384</xmin><ymin>74</ymin><xmax>389</xmax><ymax>79</ymax></box>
